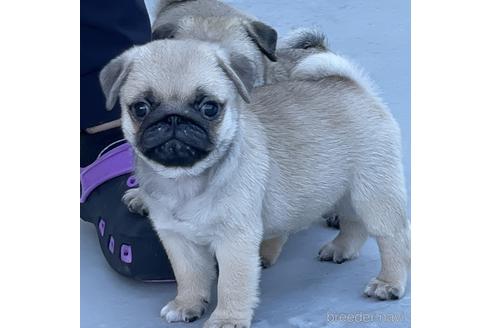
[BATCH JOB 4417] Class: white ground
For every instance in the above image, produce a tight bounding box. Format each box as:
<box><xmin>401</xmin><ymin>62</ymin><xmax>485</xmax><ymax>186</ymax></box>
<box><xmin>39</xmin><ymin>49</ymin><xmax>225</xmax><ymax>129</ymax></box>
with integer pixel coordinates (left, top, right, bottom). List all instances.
<box><xmin>81</xmin><ymin>1</ymin><xmax>410</xmax><ymax>327</ymax></box>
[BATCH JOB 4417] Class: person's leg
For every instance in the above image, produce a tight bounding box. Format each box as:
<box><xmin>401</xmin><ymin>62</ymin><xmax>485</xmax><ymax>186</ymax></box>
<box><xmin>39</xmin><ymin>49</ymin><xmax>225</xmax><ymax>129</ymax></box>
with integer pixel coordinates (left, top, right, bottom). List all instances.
<box><xmin>80</xmin><ymin>0</ymin><xmax>151</xmax><ymax>164</ymax></box>
<box><xmin>81</xmin><ymin>0</ymin><xmax>150</xmax><ymax>131</ymax></box>
<box><xmin>80</xmin><ymin>0</ymin><xmax>174</xmax><ymax>281</ymax></box>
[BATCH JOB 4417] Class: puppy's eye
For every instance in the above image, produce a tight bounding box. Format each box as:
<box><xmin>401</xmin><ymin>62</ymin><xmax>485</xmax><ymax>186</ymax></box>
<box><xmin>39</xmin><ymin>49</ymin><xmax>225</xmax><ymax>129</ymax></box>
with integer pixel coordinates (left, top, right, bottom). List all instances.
<box><xmin>131</xmin><ymin>101</ymin><xmax>151</xmax><ymax>120</ymax></box>
<box><xmin>200</xmin><ymin>101</ymin><xmax>220</xmax><ymax>119</ymax></box>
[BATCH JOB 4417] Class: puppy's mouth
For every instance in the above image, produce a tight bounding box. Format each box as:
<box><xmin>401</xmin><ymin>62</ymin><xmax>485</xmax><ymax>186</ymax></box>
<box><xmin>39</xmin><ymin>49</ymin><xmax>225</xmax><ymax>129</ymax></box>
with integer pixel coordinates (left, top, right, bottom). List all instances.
<box><xmin>138</xmin><ymin>115</ymin><xmax>213</xmax><ymax>167</ymax></box>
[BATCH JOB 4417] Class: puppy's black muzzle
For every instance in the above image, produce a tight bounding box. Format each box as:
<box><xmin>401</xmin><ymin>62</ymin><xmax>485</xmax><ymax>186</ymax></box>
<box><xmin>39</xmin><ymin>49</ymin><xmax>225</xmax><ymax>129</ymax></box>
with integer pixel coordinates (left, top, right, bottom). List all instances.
<box><xmin>139</xmin><ymin>114</ymin><xmax>213</xmax><ymax>167</ymax></box>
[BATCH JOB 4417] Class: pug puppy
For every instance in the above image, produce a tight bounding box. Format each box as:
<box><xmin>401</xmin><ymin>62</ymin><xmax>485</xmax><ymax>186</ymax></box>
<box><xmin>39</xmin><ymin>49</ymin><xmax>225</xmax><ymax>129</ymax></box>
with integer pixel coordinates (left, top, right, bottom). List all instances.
<box><xmin>154</xmin><ymin>16</ymin><xmax>329</xmax><ymax>86</ymax></box>
<box><xmin>153</xmin><ymin>0</ymin><xmax>252</xmax><ymax>33</ymax></box>
<box><xmin>167</xmin><ymin>16</ymin><xmax>373</xmax><ymax>97</ymax></box>
<box><xmin>100</xmin><ymin>39</ymin><xmax>410</xmax><ymax>328</ymax></box>
<box><xmin>152</xmin><ymin>0</ymin><xmax>331</xmax><ymax>85</ymax></box>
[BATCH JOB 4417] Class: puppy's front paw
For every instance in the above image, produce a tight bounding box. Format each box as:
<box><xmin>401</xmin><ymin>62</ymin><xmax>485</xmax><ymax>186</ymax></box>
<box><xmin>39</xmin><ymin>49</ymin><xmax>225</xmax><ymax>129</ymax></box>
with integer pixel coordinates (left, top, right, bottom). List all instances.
<box><xmin>364</xmin><ymin>278</ymin><xmax>404</xmax><ymax>300</ymax></box>
<box><xmin>122</xmin><ymin>188</ymin><xmax>149</xmax><ymax>216</ymax></box>
<box><xmin>160</xmin><ymin>299</ymin><xmax>207</xmax><ymax>323</ymax></box>
<box><xmin>318</xmin><ymin>241</ymin><xmax>359</xmax><ymax>263</ymax></box>
<box><xmin>204</xmin><ymin>316</ymin><xmax>250</xmax><ymax>328</ymax></box>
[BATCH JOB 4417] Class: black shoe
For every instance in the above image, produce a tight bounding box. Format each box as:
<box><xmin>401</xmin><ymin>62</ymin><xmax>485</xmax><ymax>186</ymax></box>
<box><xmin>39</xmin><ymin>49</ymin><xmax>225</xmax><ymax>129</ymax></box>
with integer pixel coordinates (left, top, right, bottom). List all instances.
<box><xmin>80</xmin><ymin>131</ymin><xmax>174</xmax><ymax>281</ymax></box>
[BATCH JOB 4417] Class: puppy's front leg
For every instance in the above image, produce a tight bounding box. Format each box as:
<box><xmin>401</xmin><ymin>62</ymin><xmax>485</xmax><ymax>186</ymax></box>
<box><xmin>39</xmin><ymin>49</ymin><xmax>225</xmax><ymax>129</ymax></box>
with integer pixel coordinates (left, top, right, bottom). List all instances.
<box><xmin>205</xmin><ymin>235</ymin><xmax>261</xmax><ymax>328</ymax></box>
<box><xmin>158</xmin><ymin>231</ymin><xmax>216</xmax><ymax>323</ymax></box>
<box><xmin>122</xmin><ymin>188</ymin><xmax>149</xmax><ymax>216</ymax></box>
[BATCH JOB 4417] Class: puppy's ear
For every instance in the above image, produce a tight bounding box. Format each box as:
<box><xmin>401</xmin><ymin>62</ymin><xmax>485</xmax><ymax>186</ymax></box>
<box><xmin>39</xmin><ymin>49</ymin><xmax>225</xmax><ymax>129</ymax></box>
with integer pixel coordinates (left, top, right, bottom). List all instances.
<box><xmin>152</xmin><ymin>23</ymin><xmax>177</xmax><ymax>40</ymax></box>
<box><xmin>217</xmin><ymin>53</ymin><xmax>256</xmax><ymax>104</ymax></box>
<box><xmin>245</xmin><ymin>21</ymin><xmax>278</xmax><ymax>62</ymax></box>
<box><xmin>99</xmin><ymin>54</ymin><xmax>132</xmax><ymax>111</ymax></box>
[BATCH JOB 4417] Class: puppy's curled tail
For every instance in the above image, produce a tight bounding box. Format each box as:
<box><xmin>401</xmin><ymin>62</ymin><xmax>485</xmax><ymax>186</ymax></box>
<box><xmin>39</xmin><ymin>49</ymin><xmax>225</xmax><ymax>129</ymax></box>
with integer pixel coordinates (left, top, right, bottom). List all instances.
<box><xmin>281</xmin><ymin>28</ymin><xmax>327</xmax><ymax>51</ymax></box>
<box><xmin>291</xmin><ymin>50</ymin><xmax>381</xmax><ymax>99</ymax></box>
<box><xmin>284</xmin><ymin>28</ymin><xmax>381</xmax><ymax>99</ymax></box>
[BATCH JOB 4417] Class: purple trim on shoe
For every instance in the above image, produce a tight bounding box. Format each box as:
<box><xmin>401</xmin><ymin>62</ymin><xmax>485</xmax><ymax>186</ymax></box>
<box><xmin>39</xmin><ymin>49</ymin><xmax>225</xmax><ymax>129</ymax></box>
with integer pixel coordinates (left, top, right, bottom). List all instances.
<box><xmin>80</xmin><ymin>143</ymin><xmax>135</xmax><ymax>203</ymax></box>
<box><xmin>120</xmin><ymin>244</ymin><xmax>133</xmax><ymax>263</ymax></box>
<box><xmin>108</xmin><ymin>236</ymin><xmax>115</xmax><ymax>254</ymax></box>
<box><xmin>98</xmin><ymin>218</ymin><xmax>106</xmax><ymax>237</ymax></box>
<box><xmin>126</xmin><ymin>175</ymin><xmax>139</xmax><ymax>188</ymax></box>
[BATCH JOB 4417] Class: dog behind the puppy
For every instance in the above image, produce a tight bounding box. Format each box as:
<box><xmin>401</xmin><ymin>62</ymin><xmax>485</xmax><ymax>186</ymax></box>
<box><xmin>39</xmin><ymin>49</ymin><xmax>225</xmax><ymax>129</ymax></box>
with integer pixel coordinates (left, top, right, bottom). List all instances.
<box><xmin>152</xmin><ymin>0</ymin><xmax>332</xmax><ymax>86</ymax></box>
<box><xmin>152</xmin><ymin>4</ymin><xmax>369</xmax><ymax>92</ymax></box>
<box><xmin>99</xmin><ymin>39</ymin><xmax>410</xmax><ymax>328</ymax></box>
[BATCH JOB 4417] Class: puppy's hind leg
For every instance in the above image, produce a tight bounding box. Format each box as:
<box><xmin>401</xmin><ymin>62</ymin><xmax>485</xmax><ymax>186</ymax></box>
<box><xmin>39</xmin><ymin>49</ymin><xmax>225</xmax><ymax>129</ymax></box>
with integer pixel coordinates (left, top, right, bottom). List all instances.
<box><xmin>260</xmin><ymin>235</ymin><xmax>288</xmax><ymax>268</ymax></box>
<box><xmin>350</xmin><ymin>171</ymin><xmax>411</xmax><ymax>300</ymax></box>
<box><xmin>318</xmin><ymin>217</ymin><xmax>368</xmax><ymax>264</ymax></box>
<box><xmin>319</xmin><ymin>196</ymin><xmax>368</xmax><ymax>263</ymax></box>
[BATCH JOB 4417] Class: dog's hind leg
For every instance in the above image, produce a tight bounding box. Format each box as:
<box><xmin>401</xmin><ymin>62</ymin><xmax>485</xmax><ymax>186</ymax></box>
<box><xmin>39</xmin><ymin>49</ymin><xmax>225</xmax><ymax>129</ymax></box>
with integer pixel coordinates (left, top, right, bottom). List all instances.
<box><xmin>318</xmin><ymin>216</ymin><xmax>368</xmax><ymax>263</ymax></box>
<box><xmin>260</xmin><ymin>235</ymin><xmax>288</xmax><ymax>268</ymax></box>
<box><xmin>350</xmin><ymin>168</ymin><xmax>411</xmax><ymax>300</ymax></box>
<box><xmin>319</xmin><ymin>195</ymin><xmax>368</xmax><ymax>263</ymax></box>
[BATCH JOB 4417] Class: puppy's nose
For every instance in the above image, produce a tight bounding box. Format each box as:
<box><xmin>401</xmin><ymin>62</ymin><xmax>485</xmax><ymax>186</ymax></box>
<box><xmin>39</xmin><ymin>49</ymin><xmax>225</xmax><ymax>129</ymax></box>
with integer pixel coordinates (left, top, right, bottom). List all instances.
<box><xmin>165</xmin><ymin>115</ymin><xmax>184</xmax><ymax>126</ymax></box>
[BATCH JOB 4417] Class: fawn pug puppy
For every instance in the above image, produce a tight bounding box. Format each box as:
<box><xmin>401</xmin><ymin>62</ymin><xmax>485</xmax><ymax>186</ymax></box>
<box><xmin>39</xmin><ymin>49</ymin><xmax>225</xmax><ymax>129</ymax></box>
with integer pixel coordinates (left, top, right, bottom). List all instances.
<box><xmin>153</xmin><ymin>0</ymin><xmax>329</xmax><ymax>86</ymax></box>
<box><xmin>153</xmin><ymin>15</ymin><xmax>328</xmax><ymax>86</ymax></box>
<box><xmin>100</xmin><ymin>39</ymin><xmax>410</xmax><ymax>327</ymax></box>
<box><xmin>153</xmin><ymin>0</ymin><xmax>253</xmax><ymax>34</ymax></box>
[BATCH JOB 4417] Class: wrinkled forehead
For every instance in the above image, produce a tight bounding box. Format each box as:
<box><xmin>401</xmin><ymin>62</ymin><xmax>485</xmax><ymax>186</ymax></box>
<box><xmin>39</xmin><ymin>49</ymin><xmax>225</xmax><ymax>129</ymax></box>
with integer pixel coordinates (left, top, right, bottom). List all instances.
<box><xmin>176</xmin><ymin>17</ymin><xmax>255</xmax><ymax>55</ymax></box>
<box><xmin>122</xmin><ymin>41</ymin><xmax>232</xmax><ymax>103</ymax></box>
<box><xmin>178</xmin><ymin>16</ymin><xmax>246</xmax><ymax>41</ymax></box>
